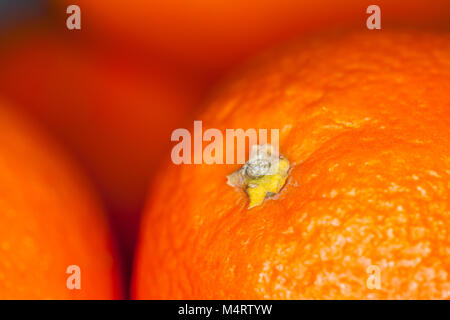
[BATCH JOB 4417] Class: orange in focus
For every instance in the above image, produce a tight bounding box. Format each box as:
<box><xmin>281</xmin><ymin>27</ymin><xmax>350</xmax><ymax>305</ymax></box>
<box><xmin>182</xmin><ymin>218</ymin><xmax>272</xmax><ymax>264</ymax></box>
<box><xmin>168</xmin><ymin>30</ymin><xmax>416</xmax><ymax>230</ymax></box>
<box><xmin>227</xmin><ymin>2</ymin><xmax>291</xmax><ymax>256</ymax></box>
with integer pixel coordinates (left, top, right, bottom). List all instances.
<box><xmin>133</xmin><ymin>31</ymin><xmax>450</xmax><ymax>299</ymax></box>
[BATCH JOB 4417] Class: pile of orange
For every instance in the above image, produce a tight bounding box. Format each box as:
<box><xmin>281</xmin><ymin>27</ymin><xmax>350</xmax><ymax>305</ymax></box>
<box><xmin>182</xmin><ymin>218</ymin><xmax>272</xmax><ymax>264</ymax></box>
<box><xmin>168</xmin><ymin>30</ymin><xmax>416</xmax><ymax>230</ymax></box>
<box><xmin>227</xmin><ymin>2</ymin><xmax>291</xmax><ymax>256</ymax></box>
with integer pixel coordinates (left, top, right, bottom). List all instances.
<box><xmin>0</xmin><ymin>1</ymin><xmax>449</xmax><ymax>299</ymax></box>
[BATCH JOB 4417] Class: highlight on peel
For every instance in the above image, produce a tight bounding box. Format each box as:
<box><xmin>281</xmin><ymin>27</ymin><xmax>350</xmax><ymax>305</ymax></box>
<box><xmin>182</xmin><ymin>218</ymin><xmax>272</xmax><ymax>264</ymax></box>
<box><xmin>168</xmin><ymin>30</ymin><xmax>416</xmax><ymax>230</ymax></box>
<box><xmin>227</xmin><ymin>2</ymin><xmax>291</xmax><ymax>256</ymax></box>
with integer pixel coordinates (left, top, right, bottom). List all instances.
<box><xmin>133</xmin><ymin>31</ymin><xmax>450</xmax><ymax>299</ymax></box>
<box><xmin>0</xmin><ymin>101</ymin><xmax>122</xmax><ymax>299</ymax></box>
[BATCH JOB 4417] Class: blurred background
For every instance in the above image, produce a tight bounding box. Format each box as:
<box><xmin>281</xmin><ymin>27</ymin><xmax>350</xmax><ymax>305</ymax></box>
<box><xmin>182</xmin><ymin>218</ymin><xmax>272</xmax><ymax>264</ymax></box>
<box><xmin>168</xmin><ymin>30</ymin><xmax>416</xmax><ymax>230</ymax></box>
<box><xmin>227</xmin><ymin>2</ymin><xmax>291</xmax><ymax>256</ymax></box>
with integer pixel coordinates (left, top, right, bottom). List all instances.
<box><xmin>1</xmin><ymin>0</ymin><xmax>449</xmax><ymax>296</ymax></box>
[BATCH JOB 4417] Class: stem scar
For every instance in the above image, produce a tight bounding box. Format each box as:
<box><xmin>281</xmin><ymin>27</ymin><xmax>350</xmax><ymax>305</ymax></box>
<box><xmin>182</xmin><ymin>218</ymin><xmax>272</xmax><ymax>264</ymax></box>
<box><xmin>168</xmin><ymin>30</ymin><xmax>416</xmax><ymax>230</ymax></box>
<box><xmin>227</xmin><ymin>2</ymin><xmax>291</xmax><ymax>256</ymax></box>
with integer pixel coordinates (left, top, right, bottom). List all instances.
<box><xmin>227</xmin><ymin>144</ymin><xmax>290</xmax><ymax>209</ymax></box>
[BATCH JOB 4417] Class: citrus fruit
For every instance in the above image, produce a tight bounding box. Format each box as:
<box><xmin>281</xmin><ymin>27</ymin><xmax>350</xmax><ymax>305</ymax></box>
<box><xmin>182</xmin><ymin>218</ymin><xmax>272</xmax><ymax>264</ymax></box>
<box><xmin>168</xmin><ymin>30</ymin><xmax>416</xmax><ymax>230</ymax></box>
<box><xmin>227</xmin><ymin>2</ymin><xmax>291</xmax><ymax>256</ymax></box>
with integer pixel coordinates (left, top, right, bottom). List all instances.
<box><xmin>0</xmin><ymin>26</ymin><xmax>207</xmax><ymax>264</ymax></box>
<box><xmin>0</xmin><ymin>101</ymin><xmax>121</xmax><ymax>299</ymax></box>
<box><xmin>55</xmin><ymin>0</ymin><xmax>450</xmax><ymax>76</ymax></box>
<box><xmin>133</xmin><ymin>31</ymin><xmax>450</xmax><ymax>299</ymax></box>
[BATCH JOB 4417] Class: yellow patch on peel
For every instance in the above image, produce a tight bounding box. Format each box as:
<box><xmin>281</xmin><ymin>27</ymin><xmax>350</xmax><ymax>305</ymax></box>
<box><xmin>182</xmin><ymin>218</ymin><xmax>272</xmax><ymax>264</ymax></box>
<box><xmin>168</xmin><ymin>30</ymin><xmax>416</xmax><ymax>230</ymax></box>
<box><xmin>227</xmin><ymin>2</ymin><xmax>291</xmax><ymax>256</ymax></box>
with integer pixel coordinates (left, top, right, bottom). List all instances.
<box><xmin>246</xmin><ymin>157</ymin><xmax>290</xmax><ymax>208</ymax></box>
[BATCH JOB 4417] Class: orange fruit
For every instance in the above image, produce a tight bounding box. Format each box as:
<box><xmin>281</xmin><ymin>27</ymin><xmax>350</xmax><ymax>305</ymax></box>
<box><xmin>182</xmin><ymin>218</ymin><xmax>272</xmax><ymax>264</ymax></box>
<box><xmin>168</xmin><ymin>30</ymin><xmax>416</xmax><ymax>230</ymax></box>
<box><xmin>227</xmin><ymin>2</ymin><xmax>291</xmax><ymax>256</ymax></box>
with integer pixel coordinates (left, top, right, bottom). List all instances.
<box><xmin>0</xmin><ymin>101</ymin><xmax>121</xmax><ymax>299</ymax></box>
<box><xmin>0</xmin><ymin>26</ymin><xmax>207</xmax><ymax>266</ymax></box>
<box><xmin>55</xmin><ymin>0</ymin><xmax>450</xmax><ymax>77</ymax></box>
<box><xmin>133</xmin><ymin>31</ymin><xmax>450</xmax><ymax>299</ymax></box>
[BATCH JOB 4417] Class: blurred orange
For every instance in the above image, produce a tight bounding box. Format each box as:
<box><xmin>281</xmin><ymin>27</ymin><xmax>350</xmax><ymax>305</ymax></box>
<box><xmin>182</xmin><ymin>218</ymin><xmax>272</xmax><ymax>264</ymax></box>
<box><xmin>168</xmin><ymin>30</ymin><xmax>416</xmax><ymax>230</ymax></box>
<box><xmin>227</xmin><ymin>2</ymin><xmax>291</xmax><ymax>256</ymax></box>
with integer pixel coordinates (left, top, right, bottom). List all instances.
<box><xmin>133</xmin><ymin>31</ymin><xmax>450</xmax><ymax>299</ymax></box>
<box><xmin>56</xmin><ymin>0</ymin><xmax>450</xmax><ymax>77</ymax></box>
<box><xmin>0</xmin><ymin>26</ymin><xmax>207</xmax><ymax>269</ymax></box>
<box><xmin>0</xmin><ymin>101</ymin><xmax>121</xmax><ymax>299</ymax></box>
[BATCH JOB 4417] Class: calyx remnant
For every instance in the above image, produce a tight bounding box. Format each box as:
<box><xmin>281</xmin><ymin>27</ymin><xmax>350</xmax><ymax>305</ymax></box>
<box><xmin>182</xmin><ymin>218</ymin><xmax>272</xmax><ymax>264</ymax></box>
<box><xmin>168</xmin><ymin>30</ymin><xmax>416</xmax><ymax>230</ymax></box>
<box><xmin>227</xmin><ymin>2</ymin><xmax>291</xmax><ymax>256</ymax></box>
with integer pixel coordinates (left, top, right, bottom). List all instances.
<box><xmin>227</xmin><ymin>144</ymin><xmax>290</xmax><ymax>209</ymax></box>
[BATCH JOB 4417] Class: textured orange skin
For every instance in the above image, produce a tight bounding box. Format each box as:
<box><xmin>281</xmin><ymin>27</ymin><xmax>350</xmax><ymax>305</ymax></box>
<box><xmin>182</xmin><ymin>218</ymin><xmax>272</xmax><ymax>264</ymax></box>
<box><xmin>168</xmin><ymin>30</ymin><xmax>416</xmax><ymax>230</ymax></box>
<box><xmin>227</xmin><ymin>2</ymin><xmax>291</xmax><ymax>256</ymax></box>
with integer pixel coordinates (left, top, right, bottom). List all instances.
<box><xmin>0</xmin><ymin>102</ymin><xmax>122</xmax><ymax>299</ymax></box>
<box><xmin>0</xmin><ymin>28</ymin><xmax>207</xmax><ymax>262</ymax></box>
<box><xmin>133</xmin><ymin>31</ymin><xmax>450</xmax><ymax>299</ymax></box>
<box><xmin>57</xmin><ymin>0</ymin><xmax>450</xmax><ymax>77</ymax></box>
